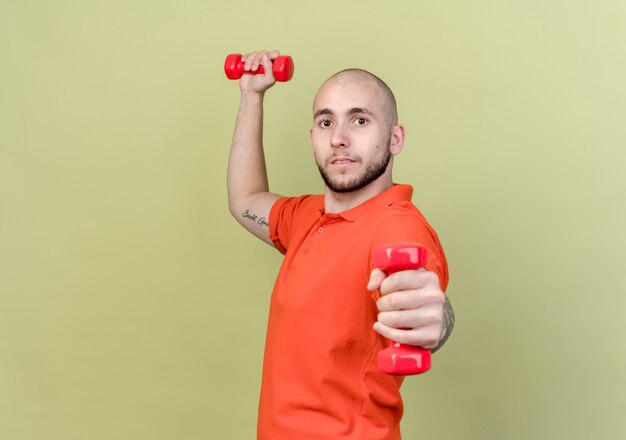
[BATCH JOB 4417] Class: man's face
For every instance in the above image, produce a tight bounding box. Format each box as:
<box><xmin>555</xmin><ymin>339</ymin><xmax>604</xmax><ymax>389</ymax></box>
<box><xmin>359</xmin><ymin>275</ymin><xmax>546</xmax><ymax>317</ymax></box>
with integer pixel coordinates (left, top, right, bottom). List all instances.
<box><xmin>310</xmin><ymin>78</ymin><xmax>395</xmax><ymax>194</ymax></box>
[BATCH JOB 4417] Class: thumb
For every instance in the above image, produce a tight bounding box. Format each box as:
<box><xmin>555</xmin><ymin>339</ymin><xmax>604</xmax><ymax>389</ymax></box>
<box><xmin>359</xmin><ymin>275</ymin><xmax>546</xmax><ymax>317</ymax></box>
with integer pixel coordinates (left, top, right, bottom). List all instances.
<box><xmin>367</xmin><ymin>268</ymin><xmax>387</xmax><ymax>292</ymax></box>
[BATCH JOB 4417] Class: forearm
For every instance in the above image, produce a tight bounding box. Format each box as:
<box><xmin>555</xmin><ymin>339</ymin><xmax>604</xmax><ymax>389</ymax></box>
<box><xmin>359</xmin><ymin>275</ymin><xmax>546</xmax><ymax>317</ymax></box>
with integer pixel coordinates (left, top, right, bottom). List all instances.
<box><xmin>431</xmin><ymin>296</ymin><xmax>455</xmax><ymax>353</ymax></box>
<box><xmin>227</xmin><ymin>91</ymin><xmax>271</xmax><ymax>215</ymax></box>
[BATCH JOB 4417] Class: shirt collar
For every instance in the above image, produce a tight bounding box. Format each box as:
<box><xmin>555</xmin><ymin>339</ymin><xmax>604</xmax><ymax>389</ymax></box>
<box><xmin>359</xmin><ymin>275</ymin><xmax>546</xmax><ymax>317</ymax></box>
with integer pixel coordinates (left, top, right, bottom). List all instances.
<box><xmin>320</xmin><ymin>184</ymin><xmax>414</xmax><ymax>222</ymax></box>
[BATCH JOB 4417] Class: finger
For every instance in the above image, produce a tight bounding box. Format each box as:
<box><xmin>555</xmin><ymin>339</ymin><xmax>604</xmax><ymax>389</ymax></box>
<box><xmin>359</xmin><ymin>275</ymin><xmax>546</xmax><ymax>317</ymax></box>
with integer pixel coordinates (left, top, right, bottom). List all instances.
<box><xmin>377</xmin><ymin>302</ymin><xmax>443</xmax><ymax>329</ymax></box>
<box><xmin>379</xmin><ymin>268</ymin><xmax>439</xmax><ymax>296</ymax></box>
<box><xmin>251</xmin><ymin>50</ymin><xmax>268</xmax><ymax>72</ymax></box>
<box><xmin>268</xmin><ymin>49</ymin><xmax>280</xmax><ymax>60</ymax></box>
<box><xmin>377</xmin><ymin>286</ymin><xmax>445</xmax><ymax>312</ymax></box>
<box><xmin>367</xmin><ymin>268</ymin><xmax>387</xmax><ymax>292</ymax></box>
<box><xmin>373</xmin><ymin>322</ymin><xmax>441</xmax><ymax>349</ymax></box>
<box><xmin>377</xmin><ymin>289</ymin><xmax>432</xmax><ymax>312</ymax></box>
<box><xmin>244</xmin><ymin>50</ymin><xmax>267</xmax><ymax>72</ymax></box>
<box><xmin>260</xmin><ymin>52</ymin><xmax>275</xmax><ymax>80</ymax></box>
<box><xmin>249</xmin><ymin>52</ymin><xmax>260</xmax><ymax>72</ymax></box>
<box><xmin>243</xmin><ymin>51</ymin><xmax>253</xmax><ymax>71</ymax></box>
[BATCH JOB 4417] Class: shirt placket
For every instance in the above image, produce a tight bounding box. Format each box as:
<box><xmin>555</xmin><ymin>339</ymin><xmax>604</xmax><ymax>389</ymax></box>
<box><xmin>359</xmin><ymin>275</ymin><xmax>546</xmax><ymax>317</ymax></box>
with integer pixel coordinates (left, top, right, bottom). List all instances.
<box><xmin>288</xmin><ymin>214</ymin><xmax>342</xmax><ymax>274</ymax></box>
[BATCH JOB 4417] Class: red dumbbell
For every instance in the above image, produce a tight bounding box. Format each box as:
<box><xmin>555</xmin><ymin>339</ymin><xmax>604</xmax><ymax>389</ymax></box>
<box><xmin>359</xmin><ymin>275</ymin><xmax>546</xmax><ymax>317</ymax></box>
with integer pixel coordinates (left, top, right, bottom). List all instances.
<box><xmin>224</xmin><ymin>53</ymin><xmax>294</xmax><ymax>82</ymax></box>
<box><xmin>373</xmin><ymin>244</ymin><xmax>432</xmax><ymax>375</ymax></box>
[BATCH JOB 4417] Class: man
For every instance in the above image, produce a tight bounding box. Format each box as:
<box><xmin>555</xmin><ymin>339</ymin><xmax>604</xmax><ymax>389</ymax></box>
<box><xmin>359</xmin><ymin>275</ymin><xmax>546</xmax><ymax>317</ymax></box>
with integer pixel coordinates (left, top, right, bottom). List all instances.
<box><xmin>227</xmin><ymin>50</ymin><xmax>455</xmax><ymax>439</ymax></box>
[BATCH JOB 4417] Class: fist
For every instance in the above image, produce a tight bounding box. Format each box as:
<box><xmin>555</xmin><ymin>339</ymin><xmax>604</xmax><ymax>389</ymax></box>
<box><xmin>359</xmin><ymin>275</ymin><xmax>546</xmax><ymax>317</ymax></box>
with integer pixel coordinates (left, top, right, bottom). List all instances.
<box><xmin>367</xmin><ymin>267</ymin><xmax>445</xmax><ymax>349</ymax></box>
<box><xmin>237</xmin><ymin>50</ymin><xmax>281</xmax><ymax>94</ymax></box>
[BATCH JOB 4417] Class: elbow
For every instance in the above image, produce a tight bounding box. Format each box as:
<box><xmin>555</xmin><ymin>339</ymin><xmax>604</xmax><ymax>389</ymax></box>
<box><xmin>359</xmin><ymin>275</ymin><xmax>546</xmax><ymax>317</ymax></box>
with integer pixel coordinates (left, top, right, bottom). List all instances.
<box><xmin>228</xmin><ymin>198</ymin><xmax>242</xmax><ymax>220</ymax></box>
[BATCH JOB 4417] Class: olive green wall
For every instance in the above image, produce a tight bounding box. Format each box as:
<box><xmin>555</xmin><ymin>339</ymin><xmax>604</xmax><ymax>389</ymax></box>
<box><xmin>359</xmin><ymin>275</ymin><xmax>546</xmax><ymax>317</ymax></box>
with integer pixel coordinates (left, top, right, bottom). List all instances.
<box><xmin>2</xmin><ymin>1</ymin><xmax>625</xmax><ymax>439</ymax></box>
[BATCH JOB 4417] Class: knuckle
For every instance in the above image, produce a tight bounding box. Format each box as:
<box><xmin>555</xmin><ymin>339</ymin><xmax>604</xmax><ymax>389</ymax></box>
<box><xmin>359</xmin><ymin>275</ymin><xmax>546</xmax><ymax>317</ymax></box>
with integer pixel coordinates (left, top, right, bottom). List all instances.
<box><xmin>423</xmin><ymin>330</ymin><xmax>441</xmax><ymax>347</ymax></box>
<box><xmin>425</xmin><ymin>307</ymin><xmax>443</xmax><ymax>326</ymax></box>
<box><xmin>407</xmin><ymin>328</ymin><xmax>439</xmax><ymax>348</ymax></box>
<box><xmin>396</xmin><ymin>312</ymin><xmax>411</xmax><ymax>328</ymax></box>
<box><xmin>393</xmin><ymin>330</ymin><xmax>411</xmax><ymax>344</ymax></box>
<box><xmin>383</xmin><ymin>311</ymin><xmax>404</xmax><ymax>328</ymax></box>
<box><xmin>386</xmin><ymin>311</ymin><xmax>401</xmax><ymax>327</ymax></box>
<box><xmin>425</xmin><ymin>271</ymin><xmax>439</xmax><ymax>285</ymax></box>
<box><xmin>425</xmin><ymin>287</ymin><xmax>445</xmax><ymax>303</ymax></box>
<box><xmin>387</xmin><ymin>294</ymin><xmax>401</xmax><ymax>310</ymax></box>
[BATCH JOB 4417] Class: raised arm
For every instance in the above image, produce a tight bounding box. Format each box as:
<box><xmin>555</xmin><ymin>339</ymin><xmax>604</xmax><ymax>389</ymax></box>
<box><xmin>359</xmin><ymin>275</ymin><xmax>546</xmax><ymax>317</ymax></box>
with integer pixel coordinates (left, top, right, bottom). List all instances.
<box><xmin>227</xmin><ymin>50</ymin><xmax>283</xmax><ymax>245</ymax></box>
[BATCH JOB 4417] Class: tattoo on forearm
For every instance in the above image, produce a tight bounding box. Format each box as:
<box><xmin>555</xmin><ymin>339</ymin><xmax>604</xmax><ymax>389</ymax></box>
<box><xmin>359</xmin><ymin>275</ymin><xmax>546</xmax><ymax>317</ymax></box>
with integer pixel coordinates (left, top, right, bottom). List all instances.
<box><xmin>242</xmin><ymin>209</ymin><xmax>269</xmax><ymax>228</ymax></box>
<box><xmin>432</xmin><ymin>296</ymin><xmax>455</xmax><ymax>353</ymax></box>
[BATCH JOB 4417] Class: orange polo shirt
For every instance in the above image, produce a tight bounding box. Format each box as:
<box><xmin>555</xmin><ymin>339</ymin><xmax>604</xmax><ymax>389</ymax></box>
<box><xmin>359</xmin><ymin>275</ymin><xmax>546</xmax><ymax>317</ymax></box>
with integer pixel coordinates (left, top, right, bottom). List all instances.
<box><xmin>258</xmin><ymin>184</ymin><xmax>448</xmax><ymax>440</ymax></box>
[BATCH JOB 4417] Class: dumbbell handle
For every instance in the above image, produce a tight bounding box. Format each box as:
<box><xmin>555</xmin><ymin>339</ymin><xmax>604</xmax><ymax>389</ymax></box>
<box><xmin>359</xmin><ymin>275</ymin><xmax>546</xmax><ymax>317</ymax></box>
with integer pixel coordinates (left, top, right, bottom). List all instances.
<box><xmin>373</xmin><ymin>244</ymin><xmax>432</xmax><ymax>375</ymax></box>
<box><xmin>224</xmin><ymin>54</ymin><xmax>294</xmax><ymax>82</ymax></box>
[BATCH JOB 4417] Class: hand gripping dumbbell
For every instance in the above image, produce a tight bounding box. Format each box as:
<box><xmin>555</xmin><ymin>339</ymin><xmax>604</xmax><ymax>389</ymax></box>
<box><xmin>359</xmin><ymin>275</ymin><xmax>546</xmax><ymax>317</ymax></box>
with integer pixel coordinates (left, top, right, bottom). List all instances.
<box><xmin>224</xmin><ymin>53</ymin><xmax>294</xmax><ymax>82</ymax></box>
<box><xmin>373</xmin><ymin>244</ymin><xmax>433</xmax><ymax>375</ymax></box>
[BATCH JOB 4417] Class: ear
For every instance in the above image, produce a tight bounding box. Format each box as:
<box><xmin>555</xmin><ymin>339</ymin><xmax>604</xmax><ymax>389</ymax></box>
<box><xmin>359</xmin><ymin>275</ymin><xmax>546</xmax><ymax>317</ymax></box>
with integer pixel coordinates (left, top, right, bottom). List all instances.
<box><xmin>389</xmin><ymin>124</ymin><xmax>405</xmax><ymax>156</ymax></box>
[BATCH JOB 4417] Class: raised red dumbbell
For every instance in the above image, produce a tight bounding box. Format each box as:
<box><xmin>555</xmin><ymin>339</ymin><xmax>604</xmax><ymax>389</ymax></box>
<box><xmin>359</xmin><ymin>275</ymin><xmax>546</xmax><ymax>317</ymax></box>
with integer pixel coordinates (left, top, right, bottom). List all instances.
<box><xmin>224</xmin><ymin>53</ymin><xmax>294</xmax><ymax>82</ymax></box>
<box><xmin>373</xmin><ymin>244</ymin><xmax>432</xmax><ymax>375</ymax></box>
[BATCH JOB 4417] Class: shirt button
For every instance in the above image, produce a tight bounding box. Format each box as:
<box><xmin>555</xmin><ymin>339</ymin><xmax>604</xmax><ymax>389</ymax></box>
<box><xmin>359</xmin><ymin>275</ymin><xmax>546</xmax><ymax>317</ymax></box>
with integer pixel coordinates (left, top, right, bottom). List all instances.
<box><xmin>318</xmin><ymin>227</ymin><xmax>324</xmax><ymax>233</ymax></box>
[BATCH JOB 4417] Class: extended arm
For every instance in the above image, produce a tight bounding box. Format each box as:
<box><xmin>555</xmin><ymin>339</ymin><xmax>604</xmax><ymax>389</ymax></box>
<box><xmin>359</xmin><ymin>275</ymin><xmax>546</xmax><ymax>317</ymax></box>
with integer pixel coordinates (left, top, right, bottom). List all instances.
<box><xmin>227</xmin><ymin>51</ymin><xmax>283</xmax><ymax>245</ymax></box>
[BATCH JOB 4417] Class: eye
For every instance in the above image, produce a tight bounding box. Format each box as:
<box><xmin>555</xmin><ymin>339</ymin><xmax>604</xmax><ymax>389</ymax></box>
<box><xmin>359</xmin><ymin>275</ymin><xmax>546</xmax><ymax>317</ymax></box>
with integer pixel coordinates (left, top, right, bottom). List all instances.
<box><xmin>354</xmin><ymin>117</ymin><xmax>368</xmax><ymax>126</ymax></box>
<box><xmin>319</xmin><ymin>119</ymin><xmax>332</xmax><ymax>128</ymax></box>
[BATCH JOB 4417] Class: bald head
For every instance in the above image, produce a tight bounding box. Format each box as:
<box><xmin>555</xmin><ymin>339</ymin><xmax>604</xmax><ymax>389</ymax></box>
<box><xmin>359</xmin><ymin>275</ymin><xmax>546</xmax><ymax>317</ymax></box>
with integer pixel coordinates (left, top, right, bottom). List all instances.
<box><xmin>316</xmin><ymin>69</ymin><xmax>398</xmax><ymax>128</ymax></box>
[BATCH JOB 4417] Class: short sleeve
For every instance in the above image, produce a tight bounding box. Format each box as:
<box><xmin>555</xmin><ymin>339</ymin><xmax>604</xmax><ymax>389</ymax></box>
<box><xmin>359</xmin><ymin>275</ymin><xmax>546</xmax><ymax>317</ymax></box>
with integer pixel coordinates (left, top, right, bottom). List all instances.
<box><xmin>269</xmin><ymin>194</ymin><xmax>322</xmax><ymax>255</ymax></box>
<box><xmin>370</xmin><ymin>214</ymin><xmax>449</xmax><ymax>291</ymax></box>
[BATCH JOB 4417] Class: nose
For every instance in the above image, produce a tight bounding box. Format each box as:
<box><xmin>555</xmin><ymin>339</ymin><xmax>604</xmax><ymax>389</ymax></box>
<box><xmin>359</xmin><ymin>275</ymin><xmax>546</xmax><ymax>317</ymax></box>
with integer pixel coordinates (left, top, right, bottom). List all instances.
<box><xmin>330</xmin><ymin>124</ymin><xmax>350</xmax><ymax>148</ymax></box>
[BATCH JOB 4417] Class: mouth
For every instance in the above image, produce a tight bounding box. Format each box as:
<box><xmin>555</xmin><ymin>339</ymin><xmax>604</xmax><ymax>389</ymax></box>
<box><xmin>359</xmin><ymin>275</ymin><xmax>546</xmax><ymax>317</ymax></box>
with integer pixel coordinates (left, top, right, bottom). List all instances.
<box><xmin>330</xmin><ymin>157</ymin><xmax>356</xmax><ymax>166</ymax></box>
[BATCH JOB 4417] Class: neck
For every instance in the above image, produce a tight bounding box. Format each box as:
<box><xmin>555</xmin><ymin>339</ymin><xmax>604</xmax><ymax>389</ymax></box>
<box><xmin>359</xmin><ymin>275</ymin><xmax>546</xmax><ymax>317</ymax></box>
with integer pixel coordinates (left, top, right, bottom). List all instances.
<box><xmin>324</xmin><ymin>175</ymin><xmax>394</xmax><ymax>214</ymax></box>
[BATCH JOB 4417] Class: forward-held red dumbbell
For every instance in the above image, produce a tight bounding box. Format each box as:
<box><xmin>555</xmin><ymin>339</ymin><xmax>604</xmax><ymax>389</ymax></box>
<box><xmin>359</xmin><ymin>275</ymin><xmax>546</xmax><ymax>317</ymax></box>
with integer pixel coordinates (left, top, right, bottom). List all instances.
<box><xmin>224</xmin><ymin>53</ymin><xmax>294</xmax><ymax>82</ymax></box>
<box><xmin>373</xmin><ymin>244</ymin><xmax>433</xmax><ymax>375</ymax></box>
